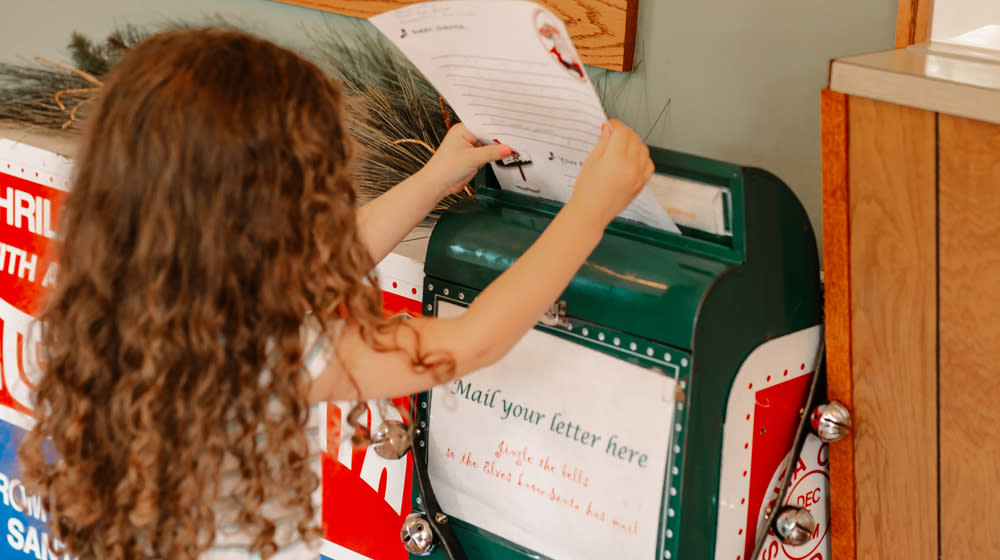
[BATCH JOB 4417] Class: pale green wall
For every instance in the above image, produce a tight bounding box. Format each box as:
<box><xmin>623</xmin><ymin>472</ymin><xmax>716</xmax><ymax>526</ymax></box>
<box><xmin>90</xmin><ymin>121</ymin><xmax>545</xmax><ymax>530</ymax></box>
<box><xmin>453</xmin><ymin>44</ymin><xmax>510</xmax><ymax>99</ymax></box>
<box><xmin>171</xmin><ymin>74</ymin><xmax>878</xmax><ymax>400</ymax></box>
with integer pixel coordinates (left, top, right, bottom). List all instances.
<box><xmin>593</xmin><ymin>0</ymin><xmax>897</xmax><ymax>248</ymax></box>
<box><xmin>1</xmin><ymin>0</ymin><xmax>898</xmax><ymax>248</ymax></box>
<box><xmin>2</xmin><ymin>0</ymin><xmax>328</xmax><ymax>59</ymax></box>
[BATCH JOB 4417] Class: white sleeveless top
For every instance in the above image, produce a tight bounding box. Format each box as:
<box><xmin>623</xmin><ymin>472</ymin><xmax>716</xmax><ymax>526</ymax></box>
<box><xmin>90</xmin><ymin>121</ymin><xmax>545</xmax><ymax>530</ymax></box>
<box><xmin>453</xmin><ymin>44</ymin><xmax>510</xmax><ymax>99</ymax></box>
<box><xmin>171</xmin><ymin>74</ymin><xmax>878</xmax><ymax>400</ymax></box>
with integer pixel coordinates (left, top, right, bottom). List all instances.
<box><xmin>202</xmin><ymin>324</ymin><xmax>332</xmax><ymax>559</ymax></box>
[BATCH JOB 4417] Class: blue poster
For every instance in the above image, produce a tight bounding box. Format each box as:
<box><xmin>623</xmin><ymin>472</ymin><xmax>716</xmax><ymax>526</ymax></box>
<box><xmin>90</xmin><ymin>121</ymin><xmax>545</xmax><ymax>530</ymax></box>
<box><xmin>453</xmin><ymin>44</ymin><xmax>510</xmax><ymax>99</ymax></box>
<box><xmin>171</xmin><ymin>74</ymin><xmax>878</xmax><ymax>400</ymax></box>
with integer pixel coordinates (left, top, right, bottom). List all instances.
<box><xmin>0</xmin><ymin>419</ymin><xmax>73</xmax><ymax>560</ymax></box>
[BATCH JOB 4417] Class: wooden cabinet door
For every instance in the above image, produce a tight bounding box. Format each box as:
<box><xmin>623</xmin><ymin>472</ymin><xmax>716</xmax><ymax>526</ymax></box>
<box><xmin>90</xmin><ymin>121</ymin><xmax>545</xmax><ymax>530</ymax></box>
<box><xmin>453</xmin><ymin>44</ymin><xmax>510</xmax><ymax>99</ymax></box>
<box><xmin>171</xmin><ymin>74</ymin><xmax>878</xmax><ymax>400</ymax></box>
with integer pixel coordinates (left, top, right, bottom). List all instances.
<box><xmin>847</xmin><ymin>96</ymin><xmax>939</xmax><ymax>560</ymax></box>
<box><xmin>938</xmin><ymin>115</ymin><xmax>1000</xmax><ymax>558</ymax></box>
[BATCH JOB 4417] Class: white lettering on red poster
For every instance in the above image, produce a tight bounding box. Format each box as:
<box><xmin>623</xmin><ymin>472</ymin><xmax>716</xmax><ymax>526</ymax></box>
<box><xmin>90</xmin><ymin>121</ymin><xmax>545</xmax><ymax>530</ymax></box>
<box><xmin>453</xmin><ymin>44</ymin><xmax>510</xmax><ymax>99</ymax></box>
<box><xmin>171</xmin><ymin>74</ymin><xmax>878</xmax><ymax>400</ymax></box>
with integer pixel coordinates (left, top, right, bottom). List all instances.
<box><xmin>0</xmin><ymin>140</ymin><xmax>71</xmax><ymax>418</ymax></box>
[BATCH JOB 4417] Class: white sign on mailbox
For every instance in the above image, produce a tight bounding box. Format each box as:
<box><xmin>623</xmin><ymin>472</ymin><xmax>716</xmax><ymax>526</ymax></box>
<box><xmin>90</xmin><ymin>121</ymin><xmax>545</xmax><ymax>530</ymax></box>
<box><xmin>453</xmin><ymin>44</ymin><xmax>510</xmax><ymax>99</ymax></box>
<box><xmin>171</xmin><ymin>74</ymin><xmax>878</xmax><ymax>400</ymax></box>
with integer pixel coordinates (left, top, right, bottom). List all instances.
<box><xmin>427</xmin><ymin>301</ymin><xmax>677</xmax><ymax>560</ymax></box>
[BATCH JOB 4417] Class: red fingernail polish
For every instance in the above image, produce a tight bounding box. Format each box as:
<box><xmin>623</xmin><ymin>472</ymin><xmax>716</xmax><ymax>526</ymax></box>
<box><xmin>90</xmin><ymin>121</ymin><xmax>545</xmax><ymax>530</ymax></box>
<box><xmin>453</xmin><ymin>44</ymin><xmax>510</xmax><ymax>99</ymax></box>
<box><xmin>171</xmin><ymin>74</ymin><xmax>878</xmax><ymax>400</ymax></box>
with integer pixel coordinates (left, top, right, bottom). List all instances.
<box><xmin>500</xmin><ymin>147</ymin><xmax>512</xmax><ymax>157</ymax></box>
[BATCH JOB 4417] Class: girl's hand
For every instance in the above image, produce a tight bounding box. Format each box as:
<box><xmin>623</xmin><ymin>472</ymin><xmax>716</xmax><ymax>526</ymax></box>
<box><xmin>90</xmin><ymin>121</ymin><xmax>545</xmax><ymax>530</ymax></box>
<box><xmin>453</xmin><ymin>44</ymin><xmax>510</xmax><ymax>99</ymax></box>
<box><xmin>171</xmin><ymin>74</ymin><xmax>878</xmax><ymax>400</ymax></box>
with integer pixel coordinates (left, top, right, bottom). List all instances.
<box><xmin>421</xmin><ymin>123</ymin><xmax>511</xmax><ymax>196</ymax></box>
<box><xmin>566</xmin><ymin>120</ymin><xmax>654</xmax><ymax>226</ymax></box>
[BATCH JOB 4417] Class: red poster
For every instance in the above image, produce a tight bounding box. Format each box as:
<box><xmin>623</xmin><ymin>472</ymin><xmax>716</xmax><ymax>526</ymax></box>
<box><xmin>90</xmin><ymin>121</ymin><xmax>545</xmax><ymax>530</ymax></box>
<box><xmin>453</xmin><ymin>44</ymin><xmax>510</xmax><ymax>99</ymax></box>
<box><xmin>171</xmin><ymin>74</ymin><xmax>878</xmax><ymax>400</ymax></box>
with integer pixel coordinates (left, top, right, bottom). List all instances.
<box><xmin>320</xmin><ymin>267</ymin><xmax>423</xmax><ymax>559</ymax></box>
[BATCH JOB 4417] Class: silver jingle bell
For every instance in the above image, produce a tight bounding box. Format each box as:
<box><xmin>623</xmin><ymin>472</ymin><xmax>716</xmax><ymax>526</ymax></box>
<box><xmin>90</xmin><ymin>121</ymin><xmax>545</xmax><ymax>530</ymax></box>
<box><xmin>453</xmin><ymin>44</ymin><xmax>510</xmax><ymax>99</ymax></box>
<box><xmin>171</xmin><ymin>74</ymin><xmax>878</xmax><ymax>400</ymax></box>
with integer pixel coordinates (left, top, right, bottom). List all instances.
<box><xmin>809</xmin><ymin>400</ymin><xmax>852</xmax><ymax>443</ymax></box>
<box><xmin>400</xmin><ymin>512</ymin><xmax>436</xmax><ymax>556</ymax></box>
<box><xmin>773</xmin><ymin>505</ymin><xmax>817</xmax><ymax>546</ymax></box>
<box><xmin>371</xmin><ymin>420</ymin><xmax>412</xmax><ymax>460</ymax></box>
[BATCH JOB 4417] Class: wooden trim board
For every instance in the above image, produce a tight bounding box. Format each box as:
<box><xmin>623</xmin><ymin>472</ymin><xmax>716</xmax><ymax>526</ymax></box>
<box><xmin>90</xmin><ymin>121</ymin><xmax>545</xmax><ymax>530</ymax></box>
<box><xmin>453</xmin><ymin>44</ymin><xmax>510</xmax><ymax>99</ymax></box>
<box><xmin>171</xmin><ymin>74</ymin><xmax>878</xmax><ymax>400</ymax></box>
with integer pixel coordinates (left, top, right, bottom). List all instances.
<box><xmin>269</xmin><ymin>0</ymin><xmax>639</xmax><ymax>71</ymax></box>
<box><xmin>820</xmin><ymin>87</ymin><xmax>855</xmax><ymax>560</ymax></box>
<box><xmin>895</xmin><ymin>0</ymin><xmax>933</xmax><ymax>48</ymax></box>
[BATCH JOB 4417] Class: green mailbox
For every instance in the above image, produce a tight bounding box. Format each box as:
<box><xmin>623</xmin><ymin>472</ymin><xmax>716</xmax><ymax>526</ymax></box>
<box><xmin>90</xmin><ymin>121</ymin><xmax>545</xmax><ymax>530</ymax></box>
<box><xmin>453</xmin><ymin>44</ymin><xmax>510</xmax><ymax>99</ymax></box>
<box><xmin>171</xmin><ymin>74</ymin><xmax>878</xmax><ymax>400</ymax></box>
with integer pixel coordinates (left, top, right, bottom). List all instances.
<box><xmin>405</xmin><ymin>146</ymin><xmax>825</xmax><ymax>560</ymax></box>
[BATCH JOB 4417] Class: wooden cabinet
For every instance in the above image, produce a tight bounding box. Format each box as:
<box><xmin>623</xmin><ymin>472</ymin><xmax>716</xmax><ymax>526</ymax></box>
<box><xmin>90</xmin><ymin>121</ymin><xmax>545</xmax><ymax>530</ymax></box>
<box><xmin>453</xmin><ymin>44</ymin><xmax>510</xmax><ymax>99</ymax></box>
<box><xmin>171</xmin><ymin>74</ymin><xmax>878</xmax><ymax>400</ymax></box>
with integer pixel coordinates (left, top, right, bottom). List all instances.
<box><xmin>822</xmin><ymin>52</ymin><xmax>1000</xmax><ymax>560</ymax></box>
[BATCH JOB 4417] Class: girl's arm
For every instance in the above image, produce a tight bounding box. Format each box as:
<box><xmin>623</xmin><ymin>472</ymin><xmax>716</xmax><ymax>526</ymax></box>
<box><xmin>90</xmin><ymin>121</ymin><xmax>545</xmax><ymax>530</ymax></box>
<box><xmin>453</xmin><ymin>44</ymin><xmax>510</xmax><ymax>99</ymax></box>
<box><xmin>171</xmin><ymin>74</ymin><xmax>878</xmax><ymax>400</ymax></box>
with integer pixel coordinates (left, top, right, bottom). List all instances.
<box><xmin>311</xmin><ymin>120</ymin><xmax>652</xmax><ymax>402</ymax></box>
<box><xmin>354</xmin><ymin>124</ymin><xmax>510</xmax><ymax>264</ymax></box>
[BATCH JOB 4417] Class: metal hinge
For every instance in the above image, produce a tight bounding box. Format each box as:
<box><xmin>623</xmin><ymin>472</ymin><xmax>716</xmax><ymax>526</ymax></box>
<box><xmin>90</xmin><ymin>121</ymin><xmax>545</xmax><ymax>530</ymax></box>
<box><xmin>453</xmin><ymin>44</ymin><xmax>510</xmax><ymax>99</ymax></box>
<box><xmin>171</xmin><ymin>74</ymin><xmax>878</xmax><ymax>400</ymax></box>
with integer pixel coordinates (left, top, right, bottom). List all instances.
<box><xmin>540</xmin><ymin>300</ymin><xmax>570</xmax><ymax>329</ymax></box>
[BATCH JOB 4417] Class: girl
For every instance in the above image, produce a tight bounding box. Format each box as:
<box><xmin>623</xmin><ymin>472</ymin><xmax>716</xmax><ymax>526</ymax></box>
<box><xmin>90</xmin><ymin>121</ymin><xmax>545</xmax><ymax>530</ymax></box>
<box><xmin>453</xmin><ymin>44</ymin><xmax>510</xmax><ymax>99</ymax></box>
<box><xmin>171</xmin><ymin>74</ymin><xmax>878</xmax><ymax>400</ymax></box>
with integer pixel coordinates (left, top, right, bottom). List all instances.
<box><xmin>18</xmin><ymin>28</ymin><xmax>653</xmax><ymax>560</ymax></box>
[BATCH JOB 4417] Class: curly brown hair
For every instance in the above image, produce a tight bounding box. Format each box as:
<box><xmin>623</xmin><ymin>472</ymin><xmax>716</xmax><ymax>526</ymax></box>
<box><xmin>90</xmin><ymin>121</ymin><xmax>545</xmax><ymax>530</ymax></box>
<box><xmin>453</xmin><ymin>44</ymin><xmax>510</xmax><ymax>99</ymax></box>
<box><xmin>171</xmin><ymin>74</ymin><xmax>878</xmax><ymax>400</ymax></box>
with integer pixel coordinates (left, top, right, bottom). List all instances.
<box><xmin>17</xmin><ymin>28</ymin><xmax>432</xmax><ymax>559</ymax></box>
